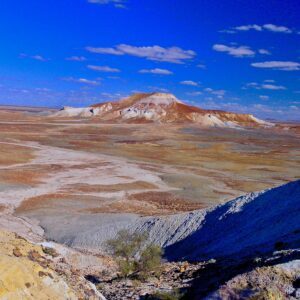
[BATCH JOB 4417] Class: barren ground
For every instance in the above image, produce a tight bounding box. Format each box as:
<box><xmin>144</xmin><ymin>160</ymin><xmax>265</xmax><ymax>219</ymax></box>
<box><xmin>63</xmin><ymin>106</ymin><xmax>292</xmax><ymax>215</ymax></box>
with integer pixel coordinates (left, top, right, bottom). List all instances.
<box><xmin>0</xmin><ymin>106</ymin><xmax>299</xmax><ymax>247</ymax></box>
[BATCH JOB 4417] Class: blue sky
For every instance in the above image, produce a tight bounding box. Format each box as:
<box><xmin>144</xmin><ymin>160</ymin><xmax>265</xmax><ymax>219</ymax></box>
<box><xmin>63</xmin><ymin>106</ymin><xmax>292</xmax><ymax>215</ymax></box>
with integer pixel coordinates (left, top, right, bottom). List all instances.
<box><xmin>0</xmin><ymin>0</ymin><xmax>299</xmax><ymax>120</ymax></box>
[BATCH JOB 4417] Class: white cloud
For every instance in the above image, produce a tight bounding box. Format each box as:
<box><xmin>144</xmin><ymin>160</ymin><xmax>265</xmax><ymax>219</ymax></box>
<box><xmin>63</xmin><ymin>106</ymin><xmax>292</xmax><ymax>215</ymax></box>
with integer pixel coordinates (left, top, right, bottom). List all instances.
<box><xmin>261</xmin><ymin>84</ymin><xmax>286</xmax><ymax>90</ymax></box>
<box><xmin>213</xmin><ymin>44</ymin><xmax>255</xmax><ymax>57</ymax></box>
<box><xmin>148</xmin><ymin>86</ymin><xmax>169</xmax><ymax>92</ymax></box>
<box><xmin>229</xmin><ymin>24</ymin><xmax>293</xmax><ymax>34</ymax></box>
<box><xmin>86</xmin><ymin>44</ymin><xmax>196</xmax><ymax>63</ymax></box>
<box><xmin>219</xmin><ymin>29</ymin><xmax>236</xmax><ymax>34</ymax></box>
<box><xmin>245</xmin><ymin>81</ymin><xmax>286</xmax><ymax>90</ymax></box>
<box><xmin>235</xmin><ymin>24</ymin><xmax>262</xmax><ymax>31</ymax></box>
<box><xmin>87</xmin><ymin>0</ymin><xmax>127</xmax><ymax>8</ymax></box>
<box><xmin>259</xmin><ymin>95</ymin><xmax>270</xmax><ymax>100</ymax></box>
<box><xmin>258</xmin><ymin>49</ymin><xmax>271</xmax><ymax>55</ymax></box>
<box><xmin>31</xmin><ymin>55</ymin><xmax>48</xmax><ymax>61</ymax></box>
<box><xmin>253</xmin><ymin>103</ymin><xmax>273</xmax><ymax>112</ymax></box>
<box><xmin>20</xmin><ymin>53</ymin><xmax>48</xmax><ymax>61</ymax></box>
<box><xmin>245</xmin><ymin>82</ymin><xmax>259</xmax><ymax>88</ymax></box>
<box><xmin>200</xmin><ymin>99</ymin><xmax>300</xmax><ymax>121</ymax></box>
<box><xmin>86</xmin><ymin>47</ymin><xmax>123</xmax><ymax>55</ymax></box>
<box><xmin>263</xmin><ymin>24</ymin><xmax>292</xmax><ymax>33</ymax></box>
<box><xmin>139</xmin><ymin>68</ymin><xmax>173</xmax><ymax>75</ymax></box>
<box><xmin>63</xmin><ymin>77</ymin><xmax>100</xmax><ymax>85</ymax></box>
<box><xmin>251</xmin><ymin>61</ymin><xmax>300</xmax><ymax>71</ymax></box>
<box><xmin>204</xmin><ymin>88</ymin><xmax>226</xmax><ymax>98</ymax></box>
<box><xmin>87</xmin><ymin>65</ymin><xmax>120</xmax><ymax>72</ymax></box>
<box><xmin>180</xmin><ymin>80</ymin><xmax>199</xmax><ymax>86</ymax></box>
<box><xmin>264</xmin><ymin>79</ymin><xmax>275</xmax><ymax>83</ymax></box>
<box><xmin>66</xmin><ymin>56</ymin><xmax>86</xmax><ymax>61</ymax></box>
<box><xmin>186</xmin><ymin>91</ymin><xmax>203</xmax><ymax>96</ymax></box>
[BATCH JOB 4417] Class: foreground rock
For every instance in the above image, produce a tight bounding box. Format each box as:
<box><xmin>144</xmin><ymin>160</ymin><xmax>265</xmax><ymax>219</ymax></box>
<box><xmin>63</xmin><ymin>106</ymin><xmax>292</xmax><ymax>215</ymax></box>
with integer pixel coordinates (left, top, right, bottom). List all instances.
<box><xmin>0</xmin><ymin>229</ymin><xmax>106</xmax><ymax>299</ymax></box>
<box><xmin>94</xmin><ymin>249</ymin><xmax>300</xmax><ymax>299</ymax></box>
<box><xmin>2</xmin><ymin>180</ymin><xmax>299</xmax><ymax>299</ymax></box>
<box><xmin>205</xmin><ymin>256</ymin><xmax>300</xmax><ymax>299</ymax></box>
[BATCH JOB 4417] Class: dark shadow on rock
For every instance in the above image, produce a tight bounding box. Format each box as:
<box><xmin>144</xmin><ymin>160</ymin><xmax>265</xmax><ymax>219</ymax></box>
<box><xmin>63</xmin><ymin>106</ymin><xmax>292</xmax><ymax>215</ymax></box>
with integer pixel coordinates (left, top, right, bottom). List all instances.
<box><xmin>164</xmin><ymin>180</ymin><xmax>300</xmax><ymax>262</ymax></box>
<box><xmin>161</xmin><ymin>180</ymin><xmax>300</xmax><ymax>298</ymax></box>
<box><xmin>183</xmin><ymin>249</ymin><xmax>300</xmax><ymax>299</ymax></box>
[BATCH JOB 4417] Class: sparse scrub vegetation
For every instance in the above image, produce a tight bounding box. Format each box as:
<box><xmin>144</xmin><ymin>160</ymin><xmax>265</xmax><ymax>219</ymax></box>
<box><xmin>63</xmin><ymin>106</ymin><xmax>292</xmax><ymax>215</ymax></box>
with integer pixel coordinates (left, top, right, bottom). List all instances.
<box><xmin>106</xmin><ymin>229</ymin><xmax>163</xmax><ymax>279</ymax></box>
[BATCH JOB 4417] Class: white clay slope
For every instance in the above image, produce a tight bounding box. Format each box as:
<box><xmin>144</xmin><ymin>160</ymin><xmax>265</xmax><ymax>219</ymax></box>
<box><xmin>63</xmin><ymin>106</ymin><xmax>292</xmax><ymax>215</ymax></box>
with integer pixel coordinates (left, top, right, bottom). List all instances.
<box><xmin>37</xmin><ymin>180</ymin><xmax>300</xmax><ymax>263</ymax></box>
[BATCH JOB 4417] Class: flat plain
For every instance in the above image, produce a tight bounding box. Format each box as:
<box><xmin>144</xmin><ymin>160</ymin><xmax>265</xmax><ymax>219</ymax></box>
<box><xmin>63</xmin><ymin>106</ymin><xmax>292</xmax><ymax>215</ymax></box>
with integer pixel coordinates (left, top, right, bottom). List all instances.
<box><xmin>0</xmin><ymin>106</ymin><xmax>299</xmax><ymax>225</ymax></box>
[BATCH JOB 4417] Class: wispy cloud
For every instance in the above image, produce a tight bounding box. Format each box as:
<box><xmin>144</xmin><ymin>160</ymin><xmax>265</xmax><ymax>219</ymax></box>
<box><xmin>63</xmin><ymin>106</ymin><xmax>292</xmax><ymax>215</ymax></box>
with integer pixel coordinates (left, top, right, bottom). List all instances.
<box><xmin>259</xmin><ymin>95</ymin><xmax>270</xmax><ymax>100</ymax></box>
<box><xmin>86</xmin><ymin>44</ymin><xmax>196</xmax><ymax>63</ymax></box>
<box><xmin>262</xmin><ymin>24</ymin><xmax>292</xmax><ymax>33</ymax></box>
<box><xmin>147</xmin><ymin>86</ymin><xmax>169</xmax><ymax>93</ymax></box>
<box><xmin>245</xmin><ymin>82</ymin><xmax>286</xmax><ymax>90</ymax></box>
<box><xmin>180</xmin><ymin>80</ymin><xmax>199</xmax><ymax>86</ymax></box>
<box><xmin>63</xmin><ymin>77</ymin><xmax>100</xmax><ymax>85</ymax></box>
<box><xmin>186</xmin><ymin>91</ymin><xmax>203</xmax><ymax>96</ymax></box>
<box><xmin>87</xmin><ymin>0</ymin><xmax>127</xmax><ymax>9</ymax></box>
<box><xmin>234</xmin><ymin>24</ymin><xmax>263</xmax><ymax>32</ymax></box>
<box><xmin>200</xmin><ymin>100</ymin><xmax>299</xmax><ymax>121</ymax></box>
<box><xmin>139</xmin><ymin>68</ymin><xmax>173</xmax><ymax>75</ymax></box>
<box><xmin>86</xmin><ymin>47</ymin><xmax>123</xmax><ymax>55</ymax></box>
<box><xmin>20</xmin><ymin>53</ymin><xmax>48</xmax><ymax>61</ymax></box>
<box><xmin>223</xmin><ymin>24</ymin><xmax>293</xmax><ymax>34</ymax></box>
<box><xmin>261</xmin><ymin>84</ymin><xmax>286</xmax><ymax>90</ymax></box>
<box><xmin>204</xmin><ymin>88</ymin><xmax>226</xmax><ymax>98</ymax></box>
<box><xmin>87</xmin><ymin>65</ymin><xmax>120</xmax><ymax>72</ymax></box>
<box><xmin>66</xmin><ymin>56</ymin><xmax>87</xmax><ymax>61</ymax></box>
<box><xmin>258</xmin><ymin>49</ymin><xmax>271</xmax><ymax>55</ymax></box>
<box><xmin>251</xmin><ymin>61</ymin><xmax>300</xmax><ymax>71</ymax></box>
<box><xmin>212</xmin><ymin>44</ymin><xmax>255</xmax><ymax>57</ymax></box>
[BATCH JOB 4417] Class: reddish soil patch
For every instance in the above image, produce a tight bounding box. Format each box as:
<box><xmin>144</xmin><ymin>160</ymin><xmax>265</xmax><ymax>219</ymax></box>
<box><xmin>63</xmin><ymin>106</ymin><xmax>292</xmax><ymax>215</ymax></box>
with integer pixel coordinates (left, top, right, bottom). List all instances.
<box><xmin>0</xmin><ymin>164</ymin><xmax>63</xmax><ymax>186</ymax></box>
<box><xmin>15</xmin><ymin>193</ymin><xmax>73</xmax><ymax>213</ymax></box>
<box><xmin>129</xmin><ymin>191</ymin><xmax>206</xmax><ymax>213</ymax></box>
<box><xmin>0</xmin><ymin>204</ymin><xmax>7</xmax><ymax>213</ymax></box>
<box><xmin>0</xmin><ymin>144</ymin><xmax>35</xmax><ymax>166</ymax></box>
<box><xmin>83</xmin><ymin>200</ymin><xmax>162</xmax><ymax>216</ymax></box>
<box><xmin>16</xmin><ymin>193</ymin><xmax>109</xmax><ymax>214</ymax></box>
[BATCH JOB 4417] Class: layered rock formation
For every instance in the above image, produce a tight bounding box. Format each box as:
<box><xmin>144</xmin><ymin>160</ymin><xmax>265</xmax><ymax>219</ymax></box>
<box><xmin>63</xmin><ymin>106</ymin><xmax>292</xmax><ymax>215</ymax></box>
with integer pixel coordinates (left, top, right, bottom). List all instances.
<box><xmin>54</xmin><ymin>92</ymin><xmax>273</xmax><ymax>128</ymax></box>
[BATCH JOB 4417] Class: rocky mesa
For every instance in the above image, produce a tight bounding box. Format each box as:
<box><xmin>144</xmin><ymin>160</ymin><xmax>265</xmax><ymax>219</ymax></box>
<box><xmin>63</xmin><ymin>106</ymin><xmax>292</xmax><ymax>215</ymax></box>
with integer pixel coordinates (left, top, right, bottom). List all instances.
<box><xmin>53</xmin><ymin>92</ymin><xmax>273</xmax><ymax>128</ymax></box>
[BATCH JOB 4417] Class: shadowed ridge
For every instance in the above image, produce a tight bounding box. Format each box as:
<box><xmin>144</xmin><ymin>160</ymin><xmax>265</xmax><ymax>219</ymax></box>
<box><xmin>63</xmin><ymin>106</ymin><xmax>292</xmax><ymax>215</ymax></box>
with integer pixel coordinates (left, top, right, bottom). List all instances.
<box><xmin>164</xmin><ymin>179</ymin><xmax>300</xmax><ymax>262</ymax></box>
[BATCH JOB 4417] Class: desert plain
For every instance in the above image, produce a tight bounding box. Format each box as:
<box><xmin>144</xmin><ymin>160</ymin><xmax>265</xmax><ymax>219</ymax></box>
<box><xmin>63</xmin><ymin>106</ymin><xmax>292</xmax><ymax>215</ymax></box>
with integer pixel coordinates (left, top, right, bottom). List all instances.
<box><xmin>0</xmin><ymin>105</ymin><xmax>298</xmax><ymax>250</ymax></box>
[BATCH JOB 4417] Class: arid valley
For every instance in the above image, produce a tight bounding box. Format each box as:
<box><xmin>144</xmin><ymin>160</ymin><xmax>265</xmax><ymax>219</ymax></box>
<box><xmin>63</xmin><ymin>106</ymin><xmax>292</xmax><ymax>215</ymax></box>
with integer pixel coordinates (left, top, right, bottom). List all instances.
<box><xmin>1</xmin><ymin>1</ymin><xmax>300</xmax><ymax>298</ymax></box>
<box><xmin>0</xmin><ymin>94</ymin><xmax>299</xmax><ymax>299</ymax></box>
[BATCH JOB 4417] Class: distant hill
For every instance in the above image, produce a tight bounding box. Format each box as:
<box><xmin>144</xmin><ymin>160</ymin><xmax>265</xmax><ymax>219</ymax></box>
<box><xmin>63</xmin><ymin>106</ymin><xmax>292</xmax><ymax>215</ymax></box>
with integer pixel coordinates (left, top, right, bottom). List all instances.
<box><xmin>53</xmin><ymin>92</ymin><xmax>273</xmax><ymax>128</ymax></box>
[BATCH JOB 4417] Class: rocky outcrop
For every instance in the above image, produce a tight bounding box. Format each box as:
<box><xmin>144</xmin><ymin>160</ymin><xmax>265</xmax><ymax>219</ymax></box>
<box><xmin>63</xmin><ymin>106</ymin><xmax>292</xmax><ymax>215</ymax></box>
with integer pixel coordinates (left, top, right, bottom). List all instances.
<box><xmin>205</xmin><ymin>258</ymin><xmax>300</xmax><ymax>299</ymax></box>
<box><xmin>52</xmin><ymin>92</ymin><xmax>273</xmax><ymax>128</ymax></box>
<box><xmin>0</xmin><ymin>229</ymin><xmax>106</xmax><ymax>299</ymax></box>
